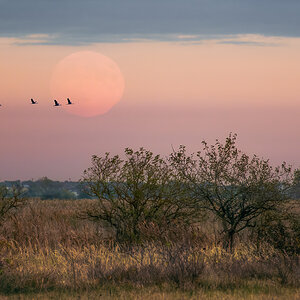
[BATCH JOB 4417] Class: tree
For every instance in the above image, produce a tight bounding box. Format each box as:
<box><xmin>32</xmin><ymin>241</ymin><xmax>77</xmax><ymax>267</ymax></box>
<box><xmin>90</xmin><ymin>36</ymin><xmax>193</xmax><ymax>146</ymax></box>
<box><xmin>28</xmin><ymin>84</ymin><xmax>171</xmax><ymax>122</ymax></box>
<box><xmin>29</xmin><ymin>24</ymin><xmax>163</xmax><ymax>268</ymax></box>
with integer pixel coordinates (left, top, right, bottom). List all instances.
<box><xmin>81</xmin><ymin>148</ymin><xmax>197</xmax><ymax>243</ymax></box>
<box><xmin>170</xmin><ymin>133</ymin><xmax>293</xmax><ymax>250</ymax></box>
<box><xmin>294</xmin><ymin>169</ymin><xmax>300</xmax><ymax>185</ymax></box>
<box><xmin>0</xmin><ymin>184</ymin><xmax>27</xmax><ymax>226</ymax></box>
<box><xmin>28</xmin><ymin>177</ymin><xmax>77</xmax><ymax>200</ymax></box>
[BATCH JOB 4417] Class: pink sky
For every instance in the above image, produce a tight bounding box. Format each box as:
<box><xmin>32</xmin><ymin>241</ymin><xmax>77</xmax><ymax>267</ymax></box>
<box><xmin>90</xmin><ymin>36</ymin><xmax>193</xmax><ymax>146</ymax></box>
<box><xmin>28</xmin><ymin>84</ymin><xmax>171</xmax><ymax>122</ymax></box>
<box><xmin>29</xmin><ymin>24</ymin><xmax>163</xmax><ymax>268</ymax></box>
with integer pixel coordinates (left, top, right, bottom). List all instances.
<box><xmin>0</xmin><ymin>35</ymin><xmax>299</xmax><ymax>180</ymax></box>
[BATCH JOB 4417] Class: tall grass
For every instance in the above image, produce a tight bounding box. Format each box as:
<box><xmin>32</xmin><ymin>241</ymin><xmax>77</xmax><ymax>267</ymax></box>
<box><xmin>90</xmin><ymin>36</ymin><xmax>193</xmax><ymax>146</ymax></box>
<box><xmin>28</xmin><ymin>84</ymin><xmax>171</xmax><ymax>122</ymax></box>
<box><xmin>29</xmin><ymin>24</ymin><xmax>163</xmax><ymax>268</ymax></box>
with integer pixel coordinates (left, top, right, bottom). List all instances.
<box><xmin>0</xmin><ymin>199</ymin><xmax>299</xmax><ymax>298</ymax></box>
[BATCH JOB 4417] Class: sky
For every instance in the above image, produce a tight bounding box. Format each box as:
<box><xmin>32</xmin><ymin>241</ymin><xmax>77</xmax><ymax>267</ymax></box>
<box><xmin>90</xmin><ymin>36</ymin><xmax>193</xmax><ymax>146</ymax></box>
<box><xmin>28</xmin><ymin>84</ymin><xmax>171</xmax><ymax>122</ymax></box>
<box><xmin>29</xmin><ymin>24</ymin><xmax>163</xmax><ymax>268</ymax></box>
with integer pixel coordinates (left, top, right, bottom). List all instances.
<box><xmin>0</xmin><ymin>0</ymin><xmax>299</xmax><ymax>180</ymax></box>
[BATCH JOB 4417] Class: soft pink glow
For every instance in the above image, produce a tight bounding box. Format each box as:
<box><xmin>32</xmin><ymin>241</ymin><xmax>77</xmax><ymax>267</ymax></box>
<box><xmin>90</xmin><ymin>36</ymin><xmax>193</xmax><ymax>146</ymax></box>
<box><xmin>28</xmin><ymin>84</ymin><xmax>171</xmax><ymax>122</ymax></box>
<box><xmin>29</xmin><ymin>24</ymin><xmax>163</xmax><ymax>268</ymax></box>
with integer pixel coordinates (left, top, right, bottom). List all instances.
<box><xmin>0</xmin><ymin>36</ymin><xmax>300</xmax><ymax>180</ymax></box>
<box><xmin>50</xmin><ymin>51</ymin><xmax>125</xmax><ymax>117</ymax></box>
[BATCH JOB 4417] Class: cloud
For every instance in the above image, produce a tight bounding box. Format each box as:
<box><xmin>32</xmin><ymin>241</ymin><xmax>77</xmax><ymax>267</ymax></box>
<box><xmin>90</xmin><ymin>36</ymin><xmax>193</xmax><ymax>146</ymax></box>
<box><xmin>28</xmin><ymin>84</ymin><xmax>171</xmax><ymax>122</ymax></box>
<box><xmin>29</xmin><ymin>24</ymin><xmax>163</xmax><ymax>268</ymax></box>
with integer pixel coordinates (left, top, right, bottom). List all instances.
<box><xmin>0</xmin><ymin>0</ymin><xmax>299</xmax><ymax>45</ymax></box>
<box><xmin>3</xmin><ymin>33</ymin><xmax>291</xmax><ymax>48</ymax></box>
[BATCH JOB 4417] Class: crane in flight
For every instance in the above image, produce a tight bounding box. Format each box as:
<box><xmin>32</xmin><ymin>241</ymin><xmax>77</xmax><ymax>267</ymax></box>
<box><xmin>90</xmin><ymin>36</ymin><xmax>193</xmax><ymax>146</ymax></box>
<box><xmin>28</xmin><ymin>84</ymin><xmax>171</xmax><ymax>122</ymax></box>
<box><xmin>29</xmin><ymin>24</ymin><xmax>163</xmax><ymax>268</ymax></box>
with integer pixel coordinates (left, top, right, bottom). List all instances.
<box><xmin>31</xmin><ymin>98</ymin><xmax>38</xmax><ymax>104</ymax></box>
<box><xmin>66</xmin><ymin>98</ymin><xmax>73</xmax><ymax>105</ymax></box>
<box><xmin>53</xmin><ymin>100</ymin><xmax>61</xmax><ymax>106</ymax></box>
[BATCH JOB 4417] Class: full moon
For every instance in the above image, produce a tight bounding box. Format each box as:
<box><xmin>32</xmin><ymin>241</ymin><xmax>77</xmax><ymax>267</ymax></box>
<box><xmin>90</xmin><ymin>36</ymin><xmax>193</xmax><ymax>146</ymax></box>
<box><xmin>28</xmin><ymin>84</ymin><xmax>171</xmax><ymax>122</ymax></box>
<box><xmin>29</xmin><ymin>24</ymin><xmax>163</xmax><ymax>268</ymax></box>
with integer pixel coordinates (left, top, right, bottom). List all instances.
<box><xmin>50</xmin><ymin>51</ymin><xmax>125</xmax><ymax>117</ymax></box>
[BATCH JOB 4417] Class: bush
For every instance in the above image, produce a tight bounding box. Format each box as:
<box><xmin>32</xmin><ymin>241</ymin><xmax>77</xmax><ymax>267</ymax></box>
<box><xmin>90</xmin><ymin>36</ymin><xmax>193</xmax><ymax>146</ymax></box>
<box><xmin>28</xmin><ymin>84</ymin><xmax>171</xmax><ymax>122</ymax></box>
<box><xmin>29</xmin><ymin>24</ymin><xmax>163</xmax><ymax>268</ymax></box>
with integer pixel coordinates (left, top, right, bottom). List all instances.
<box><xmin>80</xmin><ymin>148</ymin><xmax>200</xmax><ymax>244</ymax></box>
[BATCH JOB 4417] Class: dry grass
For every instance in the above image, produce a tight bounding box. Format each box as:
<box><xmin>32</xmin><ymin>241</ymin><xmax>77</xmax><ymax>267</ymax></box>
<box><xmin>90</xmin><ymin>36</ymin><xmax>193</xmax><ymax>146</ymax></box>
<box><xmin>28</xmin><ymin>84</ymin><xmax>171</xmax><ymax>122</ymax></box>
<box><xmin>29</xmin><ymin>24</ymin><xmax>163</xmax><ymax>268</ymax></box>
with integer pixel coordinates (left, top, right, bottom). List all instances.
<box><xmin>0</xmin><ymin>199</ymin><xmax>299</xmax><ymax>299</ymax></box>
<box><xmin>1</xmin><ymin>286</ymin><xmax>300</xmax><ymax>300</ymax></box>
<box><xmin>0</xmin><ymin>199</ymin><xmax>103</xmax><ymax>249</ymax></box>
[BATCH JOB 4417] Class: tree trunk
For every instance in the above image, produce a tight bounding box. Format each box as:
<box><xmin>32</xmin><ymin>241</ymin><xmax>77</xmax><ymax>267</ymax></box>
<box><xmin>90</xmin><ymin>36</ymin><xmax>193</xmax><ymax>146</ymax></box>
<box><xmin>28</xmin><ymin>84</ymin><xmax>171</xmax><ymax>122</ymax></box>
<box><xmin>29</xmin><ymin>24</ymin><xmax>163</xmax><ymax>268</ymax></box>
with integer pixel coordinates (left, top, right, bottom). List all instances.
<box><xmin>225</xmin><ymin>230</ymin><xmax>235</xmax><ymax>252</ymax></box>
<box><xmin>229</xmin><ymin>231</ymin><xmax>235</xmax><ymax>252</ymax></box>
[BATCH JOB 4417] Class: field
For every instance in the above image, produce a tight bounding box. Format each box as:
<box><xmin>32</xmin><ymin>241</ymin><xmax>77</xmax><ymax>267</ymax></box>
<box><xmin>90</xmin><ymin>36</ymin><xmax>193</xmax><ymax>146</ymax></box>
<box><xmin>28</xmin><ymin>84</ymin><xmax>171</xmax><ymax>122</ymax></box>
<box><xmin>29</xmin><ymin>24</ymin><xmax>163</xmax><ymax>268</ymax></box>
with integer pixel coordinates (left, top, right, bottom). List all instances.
<box><xmin>0</xmin><ymin>199</ymin><xmax>299</xmax><ymax>299</ymax></box>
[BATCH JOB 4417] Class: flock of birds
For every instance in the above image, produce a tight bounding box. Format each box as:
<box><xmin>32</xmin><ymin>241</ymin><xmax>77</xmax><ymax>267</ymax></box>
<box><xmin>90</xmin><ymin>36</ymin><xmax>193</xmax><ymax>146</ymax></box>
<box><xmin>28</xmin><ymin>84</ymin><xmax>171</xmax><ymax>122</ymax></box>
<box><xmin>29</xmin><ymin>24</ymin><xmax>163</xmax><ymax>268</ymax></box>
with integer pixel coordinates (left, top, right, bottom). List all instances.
<box><xmin>0</xmin><ymin>98</ymin><xmax>73</xmax><ymax>107</ymax></box>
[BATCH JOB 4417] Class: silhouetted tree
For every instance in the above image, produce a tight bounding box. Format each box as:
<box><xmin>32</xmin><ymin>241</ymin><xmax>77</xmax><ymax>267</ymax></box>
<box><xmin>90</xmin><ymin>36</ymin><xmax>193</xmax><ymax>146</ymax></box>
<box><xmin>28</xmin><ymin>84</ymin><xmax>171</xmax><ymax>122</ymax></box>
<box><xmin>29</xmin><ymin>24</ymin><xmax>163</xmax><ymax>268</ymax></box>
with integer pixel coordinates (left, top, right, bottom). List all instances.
<box><xmin>170</xmin><ymin>134</ymin><xmax>293</xmax><ymax>251</ymax></box>
<box><xmin>81</xmin><ymin>148</ymin><xmax>198</xmax><ymax>243</ymax></box>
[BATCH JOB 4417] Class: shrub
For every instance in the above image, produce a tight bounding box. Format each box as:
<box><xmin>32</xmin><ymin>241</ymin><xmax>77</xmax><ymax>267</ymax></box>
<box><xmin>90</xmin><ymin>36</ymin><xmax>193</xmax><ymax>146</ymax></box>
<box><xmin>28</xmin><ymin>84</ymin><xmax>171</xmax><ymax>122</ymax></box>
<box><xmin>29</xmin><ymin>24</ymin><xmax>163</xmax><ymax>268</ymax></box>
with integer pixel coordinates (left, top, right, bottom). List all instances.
<box><xmin>81</xmin><ymin>148</ymin><xmax>199</xmax><ymax>244</ymax></box>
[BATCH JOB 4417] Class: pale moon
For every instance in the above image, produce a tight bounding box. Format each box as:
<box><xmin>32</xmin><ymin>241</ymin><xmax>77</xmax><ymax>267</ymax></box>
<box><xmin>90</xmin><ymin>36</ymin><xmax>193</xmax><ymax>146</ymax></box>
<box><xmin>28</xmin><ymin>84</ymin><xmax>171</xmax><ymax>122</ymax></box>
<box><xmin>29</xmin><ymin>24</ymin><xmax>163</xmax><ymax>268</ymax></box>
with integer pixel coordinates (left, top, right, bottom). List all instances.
<box><xmin>50</xmin><ymin>51</ymin><xmax>125</xmax><ymax>117</ymax></box>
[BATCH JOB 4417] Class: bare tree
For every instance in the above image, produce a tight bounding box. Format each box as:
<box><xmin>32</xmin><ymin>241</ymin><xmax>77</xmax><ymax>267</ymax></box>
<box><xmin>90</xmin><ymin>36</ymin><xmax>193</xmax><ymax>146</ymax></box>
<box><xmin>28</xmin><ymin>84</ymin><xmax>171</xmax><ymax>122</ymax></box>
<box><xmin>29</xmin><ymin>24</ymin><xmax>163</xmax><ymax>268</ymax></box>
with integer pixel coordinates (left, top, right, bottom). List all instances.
<box><xmin>81</xmin><ymin>148</ymin><xmax>198</xmax><ymax>243</ymax></box>
<box><xmin>170</xmin><ymin>134</ymin><xmax>293</xmax><ymax>251</ymax></box>
<box><xmin>0</xmin><ymin>185</ymin><xmax>27</xmax><ymax>226</ymax></box>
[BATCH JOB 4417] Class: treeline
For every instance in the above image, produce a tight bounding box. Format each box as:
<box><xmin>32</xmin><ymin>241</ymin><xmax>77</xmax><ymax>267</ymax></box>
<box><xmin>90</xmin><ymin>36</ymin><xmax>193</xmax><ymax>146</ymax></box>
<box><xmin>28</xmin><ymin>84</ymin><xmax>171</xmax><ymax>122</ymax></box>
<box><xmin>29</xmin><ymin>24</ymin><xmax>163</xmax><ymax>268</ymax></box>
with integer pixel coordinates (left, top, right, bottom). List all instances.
<box><xmin>2</xmin><ymin>174</ymin><xmax>299</xmax><ymax>201</ymax></box>
<box><xmin>0</xmin><ymin>177</ymin><xmax>90</xmax><ymax>200</ymax></box>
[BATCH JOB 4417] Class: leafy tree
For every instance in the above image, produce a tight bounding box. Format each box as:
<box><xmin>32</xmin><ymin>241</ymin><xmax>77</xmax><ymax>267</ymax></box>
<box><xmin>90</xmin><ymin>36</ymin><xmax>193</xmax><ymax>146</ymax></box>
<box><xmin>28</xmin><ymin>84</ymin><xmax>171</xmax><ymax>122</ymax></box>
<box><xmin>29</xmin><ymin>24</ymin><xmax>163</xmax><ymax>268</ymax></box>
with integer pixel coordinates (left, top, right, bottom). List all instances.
<box><xmin>81</xmin><ymin>148</ymin><xmax>197</xmax><ymax>243</ymax></box>
<box><xmin>170</xmin><ymin>133</ymin><xmax>293</xmax><ymax>250</ymax></box>
<box><xmin>28</xmin><ymin>177</ymin><xmax>77</xmax><ymax>200</ymax></box>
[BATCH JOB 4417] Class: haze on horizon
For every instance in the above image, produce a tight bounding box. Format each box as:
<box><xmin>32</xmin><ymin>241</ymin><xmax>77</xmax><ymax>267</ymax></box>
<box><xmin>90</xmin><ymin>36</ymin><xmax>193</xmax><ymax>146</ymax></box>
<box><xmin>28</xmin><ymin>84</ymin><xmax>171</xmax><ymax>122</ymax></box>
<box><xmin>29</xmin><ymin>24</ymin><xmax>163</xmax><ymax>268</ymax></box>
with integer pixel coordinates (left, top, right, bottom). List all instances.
<box><xmin>0</xmin><ymin>0</ymin><xmax>299</xmax><ymax>181</ymax></box>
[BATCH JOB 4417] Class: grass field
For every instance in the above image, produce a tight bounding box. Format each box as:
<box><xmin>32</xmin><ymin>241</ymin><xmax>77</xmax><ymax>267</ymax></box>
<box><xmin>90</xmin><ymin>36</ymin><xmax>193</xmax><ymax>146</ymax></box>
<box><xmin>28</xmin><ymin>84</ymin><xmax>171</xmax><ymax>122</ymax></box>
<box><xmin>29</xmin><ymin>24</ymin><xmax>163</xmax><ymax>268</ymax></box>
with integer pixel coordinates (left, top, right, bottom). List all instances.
<box><xmin>0</xmin><ymin>199</ymin><xmax>299</xmax><ymax>299</ymax></box>
<box><xmin>1</xmin><ymin>285</ymin><xmax>300</xmax><ymax>300</ymax></box>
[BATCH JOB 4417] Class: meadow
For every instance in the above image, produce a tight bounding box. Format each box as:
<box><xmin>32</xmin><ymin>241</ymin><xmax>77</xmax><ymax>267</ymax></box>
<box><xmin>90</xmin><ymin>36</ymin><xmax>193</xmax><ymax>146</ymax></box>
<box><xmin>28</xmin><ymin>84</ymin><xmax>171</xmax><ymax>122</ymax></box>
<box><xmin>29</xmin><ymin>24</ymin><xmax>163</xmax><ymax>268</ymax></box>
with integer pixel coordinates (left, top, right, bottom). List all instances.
<box><xmin>0</xmin><ymin>199</ymin><xmax>299</xmax><ymax>299</ymax></box>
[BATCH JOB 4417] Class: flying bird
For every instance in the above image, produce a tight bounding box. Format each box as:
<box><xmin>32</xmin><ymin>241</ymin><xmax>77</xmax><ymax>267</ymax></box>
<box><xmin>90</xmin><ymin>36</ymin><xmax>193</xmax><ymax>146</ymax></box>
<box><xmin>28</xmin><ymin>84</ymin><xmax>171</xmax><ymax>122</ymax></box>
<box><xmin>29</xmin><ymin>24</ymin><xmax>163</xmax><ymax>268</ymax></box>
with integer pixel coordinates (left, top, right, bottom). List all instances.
<box><xmin>53</xmin><ymin>100</ymin><xmax>61</xmax><ymax>106</ymax></box>
<box><xmin>66</xmin><ymin>98</ymin><xmax>73</xmax><ymax>105</ymax></box>
<box><xmin>31</xmin><ymin>98</ymin><xmax>38</xmax><ymax>104</ymax></box>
